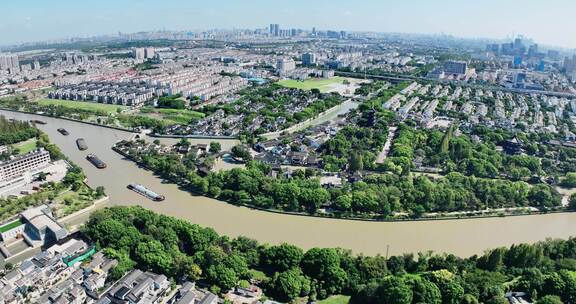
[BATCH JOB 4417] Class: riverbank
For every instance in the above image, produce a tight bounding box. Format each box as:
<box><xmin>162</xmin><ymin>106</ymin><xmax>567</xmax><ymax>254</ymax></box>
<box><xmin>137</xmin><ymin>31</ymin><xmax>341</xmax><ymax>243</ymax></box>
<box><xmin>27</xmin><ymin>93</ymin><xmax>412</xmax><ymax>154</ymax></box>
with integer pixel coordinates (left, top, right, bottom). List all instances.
<box><xmin>112</xmin><ymin>144</ymin><xmax>573</xmax><ymax>223</ymax></box>
<box><xmin>1</xmin><ymin>96</ymin><xmax>360</xmax><ymax>142</ymax></box>
<box><xmin>0</xmin><ymin>107</ymin><xmax>136</xmax><ymax>133</ymax></box>
<box><xmin>4</xmin><ymin>108</ymin><xmax>576</xmax><ymax>257</ymax></box>
<box><xmin>149</xmin><ymin>133</ymin><xmax>237</xmax><ymax>140</ymax></box>
<box><xmin>58</xmin><ymin>195</ymin><xmax>110</xmax><ymax>229</ymax></box>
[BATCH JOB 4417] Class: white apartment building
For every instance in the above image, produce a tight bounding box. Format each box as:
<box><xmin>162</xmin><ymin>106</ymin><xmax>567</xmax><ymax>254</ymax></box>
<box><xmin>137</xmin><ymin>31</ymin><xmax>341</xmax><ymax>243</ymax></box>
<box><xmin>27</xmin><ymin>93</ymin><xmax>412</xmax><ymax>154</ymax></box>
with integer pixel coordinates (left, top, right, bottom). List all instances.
<box><xmin>144</xmin><ymin>47</ymin><xmax>155</xmax><ymax>59</ymax></box>
<box><xmin>0</xmin><ymin>54</ymin><xmax>19</xmax><ymax>71</ymax></box>
<box><xmin>132</xmin><ymin>48</ymin><xmax>146</xmax><ymax>61</ymax></box>
<box><xmin>277</xmin><ymin>58</ymin><xmax>296</xmax><ymax>74</ymax></box>
<box><xmin>0</xmin><ymin>149</ymin><xmax>51</xmax><ymax>182</ymax></box>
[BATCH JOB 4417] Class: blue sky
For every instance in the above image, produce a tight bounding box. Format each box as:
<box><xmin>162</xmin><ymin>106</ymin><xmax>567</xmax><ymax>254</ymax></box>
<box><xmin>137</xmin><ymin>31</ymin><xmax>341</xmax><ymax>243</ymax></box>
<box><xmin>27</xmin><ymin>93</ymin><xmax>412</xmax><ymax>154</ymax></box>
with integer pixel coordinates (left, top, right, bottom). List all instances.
<box><xmin>2</xmin><ymin>0</ymin><xmax>575</xmax><ymax>49</ymax></box>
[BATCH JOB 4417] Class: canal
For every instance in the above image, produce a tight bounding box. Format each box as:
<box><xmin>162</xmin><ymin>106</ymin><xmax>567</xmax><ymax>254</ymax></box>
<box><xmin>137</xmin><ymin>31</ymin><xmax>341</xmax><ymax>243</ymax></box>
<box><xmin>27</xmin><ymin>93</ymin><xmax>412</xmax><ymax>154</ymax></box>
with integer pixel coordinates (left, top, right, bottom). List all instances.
<box><xmin>2</xmin><ymin>109</ymin><xmax>576</xmax><ymax>257</ymax></box>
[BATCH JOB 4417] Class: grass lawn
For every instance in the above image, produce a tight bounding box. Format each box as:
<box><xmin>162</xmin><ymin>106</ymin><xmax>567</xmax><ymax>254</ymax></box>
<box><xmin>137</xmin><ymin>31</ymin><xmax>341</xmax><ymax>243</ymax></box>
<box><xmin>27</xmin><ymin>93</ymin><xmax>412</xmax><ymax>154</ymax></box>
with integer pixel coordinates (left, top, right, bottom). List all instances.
<box><xmin>14</xmin><ymin>139</ymin><xmax>37</xmax><ymax>154</ymax></box>
<box><xmin>0</xmin><ymin>219</ymin><xmax>24</xmax><ymax>233</ymax></box>
<box><xmin>53</xmin><ymin>187</ymin><xmax>96</xmax><ymax>218</ymax></box>
<box><xmin>277</xmin><ymin>77</ymin><xmax>346</xmax><ymax>92</ymax></box>
<box><xmin>0</xmin><ymin>183</ymin><xmax>98</xmax><ymax>222</ymax></box>
<box><xmin>156</xmin><ymin>108</ymin><xmax>205</xmax><ymax>118</ymax></box>
<box><xmin>37</xmin><ymin>99</ymin><xmax>127</xmax><ymax>115</ymax></box>
<box><xmin>140</xmin><ymin>107</ymin><xmax>205</xmax><ymax>125</ymax></box>
<box><xmin>317</xmin><ymin>295</ymin><xmax>351</xmax><ymax>304</ymax></box>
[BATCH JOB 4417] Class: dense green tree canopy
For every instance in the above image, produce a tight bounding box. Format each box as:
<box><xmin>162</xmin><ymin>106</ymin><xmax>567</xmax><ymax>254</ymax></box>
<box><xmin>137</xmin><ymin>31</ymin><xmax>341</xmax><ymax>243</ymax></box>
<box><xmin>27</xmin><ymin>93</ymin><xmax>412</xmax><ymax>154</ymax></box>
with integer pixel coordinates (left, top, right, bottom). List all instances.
<box><xmin>84</xmin><ymin>206</ymin><xmax>576</xmax><ymax>303</ymax></box>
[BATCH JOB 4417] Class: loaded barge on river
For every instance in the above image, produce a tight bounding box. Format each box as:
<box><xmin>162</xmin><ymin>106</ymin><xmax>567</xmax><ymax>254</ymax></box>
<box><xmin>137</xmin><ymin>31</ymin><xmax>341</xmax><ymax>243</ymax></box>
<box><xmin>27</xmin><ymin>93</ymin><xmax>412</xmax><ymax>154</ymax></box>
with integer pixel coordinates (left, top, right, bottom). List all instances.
<box><xmin>76</xmin><ymin>138</ymin><xmax>88</xmax><ymax>150</ymax></box>
<box><xmin>30</xmin><ymin>119</ymin><xmax>47</xmax><ymax>125</ymax></box>
<box><xmin>127</xmin><ymin>183</ymin><xmax>165</xmax><ymax>201</ymax></box>
<box><xmin>86</xmin><ymin>154</ymin><xmax>106</xmax><ymax>169</ymax></box>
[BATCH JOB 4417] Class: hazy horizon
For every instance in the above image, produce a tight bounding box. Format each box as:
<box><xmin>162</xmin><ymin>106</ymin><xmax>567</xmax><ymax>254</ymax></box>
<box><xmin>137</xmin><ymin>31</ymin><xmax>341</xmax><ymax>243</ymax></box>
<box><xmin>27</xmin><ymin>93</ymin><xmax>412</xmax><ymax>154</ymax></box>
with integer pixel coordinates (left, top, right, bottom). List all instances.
<box><xmin>3</xmin><ymin>0</ymin><xmax>576</xmax><ymax>49</ymax></box>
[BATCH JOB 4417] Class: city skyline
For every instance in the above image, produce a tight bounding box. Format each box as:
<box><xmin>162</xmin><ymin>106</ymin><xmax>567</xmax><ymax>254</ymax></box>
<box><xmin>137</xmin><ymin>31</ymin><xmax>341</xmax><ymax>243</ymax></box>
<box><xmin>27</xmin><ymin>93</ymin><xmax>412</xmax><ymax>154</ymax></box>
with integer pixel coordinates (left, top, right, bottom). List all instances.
<box><xmin>2</xmin><ymin>0</ymin><xmax>576</xmax><ymax>49</ymax></box>
<box><xmin>2</xmin><ymin>2</ymin><xmax>576</xmax><ymax>303</ymax></box>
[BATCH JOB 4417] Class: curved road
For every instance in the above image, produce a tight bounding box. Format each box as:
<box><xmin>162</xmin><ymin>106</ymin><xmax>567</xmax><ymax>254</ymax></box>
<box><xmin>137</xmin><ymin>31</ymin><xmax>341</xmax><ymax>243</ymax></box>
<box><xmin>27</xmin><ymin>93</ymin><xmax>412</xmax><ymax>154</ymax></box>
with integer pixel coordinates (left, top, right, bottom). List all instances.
<box><xmin>2</xmin><ymin>109</ymin><xmax>576</xmax><ymax>257</ymax></box>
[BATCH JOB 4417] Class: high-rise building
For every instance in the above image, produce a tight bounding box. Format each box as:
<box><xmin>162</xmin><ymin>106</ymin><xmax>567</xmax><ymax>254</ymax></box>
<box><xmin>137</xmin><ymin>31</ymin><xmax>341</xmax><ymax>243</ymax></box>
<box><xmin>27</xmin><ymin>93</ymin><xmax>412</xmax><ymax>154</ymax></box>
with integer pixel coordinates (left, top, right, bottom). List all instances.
<box><xmin>537</xmin><ymin>60</ymin><xmax>545</xmax><ymax>72</ymax></box>
<box><xmin>132</xmin><ymin>48</ymin><xmax>146</xmax><ymax>61</ymax></box>
<box><xmin>486</xmin><ymin>44</ymin><xmax>499</xmax><ymax>54</ymax></box>
<box><xmin>513</xmin><ymin>56</ymin><xmax>523</xmax><ymax>67</ymax></box>
<box><xmin>528</xmin><ymin>44</ymin><xmax>539</xmax><ymax>57</ymax></box>
<box><xmin>443</xmin><ymin>61</ymin><xmax>468</xmax><ymax>75</ymax></box>
<box><xmin>302</xmin><ymin>53</ymin><xmax>317</xmax><ymax>66</ymax></box>
<box><xmin>327</xmin><ymin>31</ymin><xmax>340</xmax><ymax>39</ymax></box>
<box><xmin>0</xmin><ymin>53</ymin><xmax>19</xmax><ymax>71</ymax></box>
<box><xmin>501</xmin><ymin>42</ymin><xmax>514</xmax><ymax>55</ymax></box>
<box><xmin>276</xmin><ymin>58</ymin><xmax>296</xmax><ymax>73</ymax></box>
<box><xmin>0</xmin><ymin>55</ymin><xmax>7</xmax><ymax>70</ymax></box>
<box><xmin>514</xmin><ymin>38</ymin><xmax>524</xmax><ymax>49</ymax></box>
<box><xmin>144</xmin><ymin>48</ymin><xmax>155</xmax><ymax>59</ymax></box>
<box><xmin>513</xmin><ymin>38</ymin><xmax>526</xmax><ymax>56</ymax></box>
<box><xmin>10</xmin><ymin>55</ymin><xmax>19</xmax><ymax>69</ymax></box>
<box><xmin>547</xmin><ymin>50</ymin><xmax>560</xmax><ymax>60</ymax></box>
<box><xmin>514</xmin><ymin>72</ymin><xmax>527</xmax><ymax>88</ymax></box>
<box><xmin>269</xmin><ymin>24</ymin><xmax>280</xmax><ymax>36</ymax></box>
<box><xmin>564</xmin><ymin>55</ymin><xmax>576</xmax><ymax>73</ymax></box>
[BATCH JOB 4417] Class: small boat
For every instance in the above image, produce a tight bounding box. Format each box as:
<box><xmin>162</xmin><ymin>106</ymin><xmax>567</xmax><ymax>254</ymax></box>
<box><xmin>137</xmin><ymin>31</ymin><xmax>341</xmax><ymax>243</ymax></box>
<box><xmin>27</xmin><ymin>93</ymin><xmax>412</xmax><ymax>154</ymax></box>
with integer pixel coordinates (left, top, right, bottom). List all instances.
<box><xmin>86</xmin><ymin>154</ymin><xmax>106</xmax><ymax>169</ymax></box>
<box><xmin>127</xmin><ymin>183</ymin><xmax>165</xmax><ymax>201</ymax></box>
<box><xmin>57</xmin><ymin>128</ymin><xmax>69</xmax><ymax>136</ymax></box>
<box><xmin>76</xmin><ymin>138</ymin><xmax>88</xmax><ymax>150</ymax></box>
<box><xmin>30</xmin><ymin>119</ymin><xmax>47</xmax><ymax>125</ymax></box>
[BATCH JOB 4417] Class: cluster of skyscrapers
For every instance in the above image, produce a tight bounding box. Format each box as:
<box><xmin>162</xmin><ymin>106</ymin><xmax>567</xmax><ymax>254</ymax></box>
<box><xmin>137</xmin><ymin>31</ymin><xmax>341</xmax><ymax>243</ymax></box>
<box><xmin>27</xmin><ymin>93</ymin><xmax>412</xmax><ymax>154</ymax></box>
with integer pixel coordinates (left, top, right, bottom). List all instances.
<box><xmin>0</xmin><ymin>53</ymin><xmax>20</xmax><ymax>71</ymax></box>
<box><xmin>486</xmin><ymin>38</ymin><xmax>547</xmax><ymax>59</ymax></box>
<box><xmin>132</xmin><ymin>47</ymin><xmax>156</xmax><ymax>61</ymax></box>
<box><xmin>268</xmin><ymin>24</ymin><xmax>347</xmax><ymax>39</ymax></box>
<box><xmin>268</xmin><ymin>24</ymin><xmax>306</xmax><ymax>37</ymax></box>
<box><xmin>58</xmin><ymin>53</ymin><xmax>94</xmax><ymax>65</ymax></box>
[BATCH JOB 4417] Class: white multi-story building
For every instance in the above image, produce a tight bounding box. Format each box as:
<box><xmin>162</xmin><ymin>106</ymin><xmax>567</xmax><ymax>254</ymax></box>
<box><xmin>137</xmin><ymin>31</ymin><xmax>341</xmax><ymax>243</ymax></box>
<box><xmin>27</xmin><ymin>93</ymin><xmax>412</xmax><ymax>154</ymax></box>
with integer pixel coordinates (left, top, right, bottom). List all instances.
<box><xmin>132</xmin><ymin>48</ymin><xmax>146</xmax><ymax>61</ymax></box>
<box><xmin>144</xmin><ymin>47</ymin><xmax>155</xmax><ymax>59</ymax></box>
<box><xmin>277</xmin><ymin>58</ymin><xmax>296</xmax><ymax>74</ymax></box>
<box><xmin>49</xmin><ymin>81</ymin><xmax>156</xmax><ymax>106</ymax></box>
<box><xmin>0</xmin><ymin>53</ymin><xmax>19</xmax><ymax>71</ymax></box>
<box><xmin>0</xmin><ymin>148</ymin><xmax>51</xmax><ymax>182</ymax></box>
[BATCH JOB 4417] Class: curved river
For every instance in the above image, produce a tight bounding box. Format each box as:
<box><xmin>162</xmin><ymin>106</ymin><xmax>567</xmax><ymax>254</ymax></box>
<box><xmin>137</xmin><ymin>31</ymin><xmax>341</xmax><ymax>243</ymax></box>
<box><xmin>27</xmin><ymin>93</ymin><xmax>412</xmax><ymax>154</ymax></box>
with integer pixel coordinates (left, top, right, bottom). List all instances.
<box><xmin>2</xmin><ymin>109</ymin><xmax>576</xmax><ymax>257</ymax></box>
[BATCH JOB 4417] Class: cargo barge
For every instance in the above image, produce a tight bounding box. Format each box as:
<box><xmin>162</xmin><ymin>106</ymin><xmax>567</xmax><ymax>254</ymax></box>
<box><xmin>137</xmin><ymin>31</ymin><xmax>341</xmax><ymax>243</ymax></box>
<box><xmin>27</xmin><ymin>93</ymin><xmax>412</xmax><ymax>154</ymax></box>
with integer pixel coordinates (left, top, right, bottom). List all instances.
<box><xmin>76</xmin><ymin>138</ymin><xmax>88</xmax><ymax>150</ymax></box>
<box><xmin>127</xmin><ymin>183</ymin><xmax>165</xmax><ymax>201</ymax></box>
<box><xmin>86</xmin><ymin>154</ymin><xmax>106</xmax><ymax>169</ymax></box>
<box><xmin>30</xmin><ymin>120</ymin><xmax>47</xmax><ymax>125</ymax></box>
<box><xmin>57</xmin><ymin>128</ymin><xmax>69</xmax><ymax>136</ymax></box>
